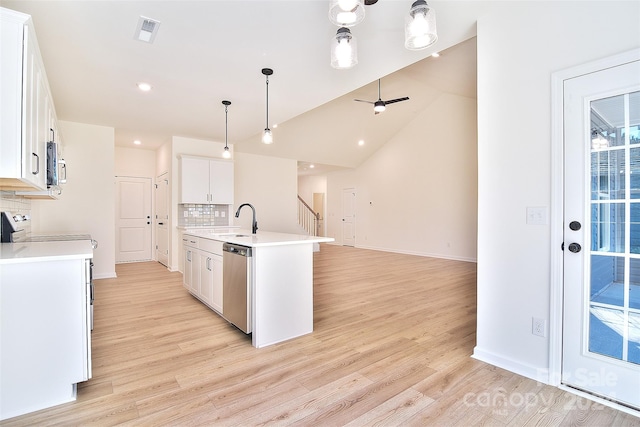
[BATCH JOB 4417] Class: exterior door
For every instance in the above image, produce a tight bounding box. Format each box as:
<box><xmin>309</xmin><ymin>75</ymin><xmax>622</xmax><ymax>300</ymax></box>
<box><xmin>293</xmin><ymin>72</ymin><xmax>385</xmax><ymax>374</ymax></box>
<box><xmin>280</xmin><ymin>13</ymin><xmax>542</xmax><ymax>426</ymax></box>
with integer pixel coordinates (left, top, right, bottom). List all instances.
<box><xmin>115</xmin><ymin>176</ymin><xmax>152</xmax><ymax>263</ymax></box>
<box><xmin>563</xmin><ymin>59</ymin><xmax>640</xmax><ymax>409</ymax></box>
<box><xmin>155</xmin><ymin>174</ymin><xmax>169</xmax><ymax>267</ymax></box>
<box><xmin>342</xmin><ymin>188</ymin><xmax>356</xmax><ymax>246</ymax></box>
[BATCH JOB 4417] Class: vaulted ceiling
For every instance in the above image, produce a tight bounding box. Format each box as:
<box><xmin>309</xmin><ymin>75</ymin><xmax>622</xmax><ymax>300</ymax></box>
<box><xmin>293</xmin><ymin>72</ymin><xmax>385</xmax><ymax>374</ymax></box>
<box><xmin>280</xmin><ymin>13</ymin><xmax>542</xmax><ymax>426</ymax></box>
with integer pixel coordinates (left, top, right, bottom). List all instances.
<box><xmin>2</xmin><ymin>1</ymin><xmax>483</xmax><ymax>171</ymax></box>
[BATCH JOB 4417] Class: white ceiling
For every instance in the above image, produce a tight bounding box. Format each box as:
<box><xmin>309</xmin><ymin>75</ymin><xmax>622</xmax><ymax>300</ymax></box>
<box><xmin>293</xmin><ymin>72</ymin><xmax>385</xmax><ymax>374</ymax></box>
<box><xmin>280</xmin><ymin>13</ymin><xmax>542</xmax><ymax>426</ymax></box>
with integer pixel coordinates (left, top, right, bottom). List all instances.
<box><xmin>2</xmin><ymin>0</ymin><xmax>483</xmax><ymax>171</ymax></box>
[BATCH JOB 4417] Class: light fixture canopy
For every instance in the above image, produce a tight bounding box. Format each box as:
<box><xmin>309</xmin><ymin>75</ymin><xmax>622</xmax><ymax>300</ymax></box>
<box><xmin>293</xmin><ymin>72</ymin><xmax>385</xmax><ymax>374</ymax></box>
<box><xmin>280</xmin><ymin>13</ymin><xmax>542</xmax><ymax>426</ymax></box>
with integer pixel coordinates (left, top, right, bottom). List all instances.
<box><xmin>262</xmin><ymin>68</ymin><xmax>274</xmax><ymax>144</ymax></box>
<box><xmin>404</xmin><ymin>0</ymin><xmax>438</xmax><ymax>51</ymax></box>
<box><xmin>331</xmin><ymin>27</ymin><xmax>358</xmax><ymax>69</ymax></box>
<box><xmin>222</xmin><ymin>100</ymin><xmax>232</xmax><ymax>158</ymax></box>
<box><xmin>328</xmin><ymin>0</ymin><xmax>365</xmax><ymax>27</ymax></box>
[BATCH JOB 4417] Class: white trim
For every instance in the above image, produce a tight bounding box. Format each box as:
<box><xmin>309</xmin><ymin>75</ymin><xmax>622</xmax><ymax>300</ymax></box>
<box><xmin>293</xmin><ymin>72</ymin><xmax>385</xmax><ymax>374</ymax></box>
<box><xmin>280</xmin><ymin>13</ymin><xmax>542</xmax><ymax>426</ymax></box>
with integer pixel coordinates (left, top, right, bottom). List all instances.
<box><xmin>549</xmin><ymin>48</ymin><xmax>640</xmax><ymax>388</ymax></box>
<box><xmin>558</xmin><ymin>385</ymin><xmax>640</xmax><ymax>418</ymax></box>
<box><xmin>472</xmin><ymin>346</ymin><xmax>548</xmax><ymax>384</ymax></box>
<box><xmin>355</xmin><ymin>243</ymin><xmax>477</xmax><ymax>263</ymax></box>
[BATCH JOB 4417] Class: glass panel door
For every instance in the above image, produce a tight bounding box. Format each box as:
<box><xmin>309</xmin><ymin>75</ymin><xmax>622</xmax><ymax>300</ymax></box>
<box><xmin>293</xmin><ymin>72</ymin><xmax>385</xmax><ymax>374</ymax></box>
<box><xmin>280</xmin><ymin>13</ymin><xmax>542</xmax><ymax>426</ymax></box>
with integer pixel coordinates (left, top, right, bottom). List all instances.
<box><xmin>589</xmin><ymin>91</ymin><xmax>640</xmax><ymax>365</ymax></box>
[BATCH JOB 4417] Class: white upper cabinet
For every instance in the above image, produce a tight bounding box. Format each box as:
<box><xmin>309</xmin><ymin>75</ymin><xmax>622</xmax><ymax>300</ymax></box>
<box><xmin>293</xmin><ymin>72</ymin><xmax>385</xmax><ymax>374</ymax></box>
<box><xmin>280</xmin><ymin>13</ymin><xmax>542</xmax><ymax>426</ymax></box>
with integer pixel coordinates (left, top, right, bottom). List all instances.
<box><xmin>0</xmin><ymin>8</ymin><xmax>60</xmax><ymax>191</ymax></box>
<box><xmin>179</xmin><ymin>155</ymin><xmax>234</xmax><ymax>205</ymax></box>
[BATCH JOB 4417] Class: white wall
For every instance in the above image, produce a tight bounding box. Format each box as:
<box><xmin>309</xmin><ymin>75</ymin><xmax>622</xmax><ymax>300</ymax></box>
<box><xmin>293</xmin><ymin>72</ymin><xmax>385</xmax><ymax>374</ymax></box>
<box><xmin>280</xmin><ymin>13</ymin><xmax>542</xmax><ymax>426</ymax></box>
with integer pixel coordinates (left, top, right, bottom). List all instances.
<box><xmin>475</xmin><ymin>1</ymin><xmax>640</xmax><ymax>381</ymax></box>
<box><xmin>234</xmin><ymin>152</ymin><xmax>299</xmax><ymax>234</ymax></box>
<box><xmin>31</xmin><ymin>121</ymin><xmax>116</xmax><ymax>279</ymax></box>
<box><xmin>115</xmin><ymin>146</ymin><xmax>156</xmax><ymax>177</ymax></box>
<box><xmin>326</xmin><ymin>91</ymin><xmax>478</xmax><ymax>262</ymax></box>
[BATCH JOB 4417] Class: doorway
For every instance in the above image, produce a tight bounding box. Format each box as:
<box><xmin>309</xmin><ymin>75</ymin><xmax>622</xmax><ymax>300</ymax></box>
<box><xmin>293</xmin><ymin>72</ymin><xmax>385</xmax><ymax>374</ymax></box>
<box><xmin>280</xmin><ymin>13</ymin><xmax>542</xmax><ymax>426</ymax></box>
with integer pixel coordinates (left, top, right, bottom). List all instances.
<box><xmin>115</xmin><ymin>176</ymin><xmax>152</xmax><ymax>263</ymax></box>
<box><xmin>342</xmin><ymin>188</ymin><xmax>356</xmax><ymax>246</ymax></box>
<box><xmin>559</xmin><ymin>53</ymin><xmax>640</xmax><ymax>410</ymax></box>
<box><xmin>156</xmin><ymin>173</ymin><xmax>169</xmax><ymax>267</ymax></box>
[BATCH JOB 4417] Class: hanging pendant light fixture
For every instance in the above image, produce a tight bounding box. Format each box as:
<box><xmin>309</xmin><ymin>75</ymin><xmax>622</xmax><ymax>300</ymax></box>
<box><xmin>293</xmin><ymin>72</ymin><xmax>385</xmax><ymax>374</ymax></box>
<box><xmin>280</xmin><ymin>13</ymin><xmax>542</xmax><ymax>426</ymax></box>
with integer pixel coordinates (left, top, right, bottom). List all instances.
<box><xmin>404</xmin><ymin>0</ymin><xmax>438</xmax><ymax>51</ymax></box>
<box><xmin>331</xmin><ymin>27</ymin><xmax>358</xmax><ymax>69</ymax></box>
<box><xmin>261</xmin><ymin>68</ymin><xmax>273</xmax><ymax>144</ymax></box>
<box><xmin>328</xmin><ymin>0</ymin><xmax>365</xmax><ymax>27</ymax></box>
<box><xmin>222</xmin><ymin>100</ymin><xmax>231</xmax><ymax>159</ymax></box>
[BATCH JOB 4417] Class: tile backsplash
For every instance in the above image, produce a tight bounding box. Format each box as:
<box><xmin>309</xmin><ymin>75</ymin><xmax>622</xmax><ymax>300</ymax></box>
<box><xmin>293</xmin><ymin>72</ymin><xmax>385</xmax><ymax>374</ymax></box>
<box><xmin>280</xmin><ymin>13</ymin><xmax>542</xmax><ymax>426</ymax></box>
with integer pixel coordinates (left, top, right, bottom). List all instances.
<box><xmin>0</xmin><ymin>191</ymin><xmax>31</xmax><ymax>216</ymax></box>
<box><xmin>179</xmin><ymin>204</ymin><xmax>230</xmax><ymax>227</ymax></box>
<box><xmin>0</xmin><ymin>191</ymin><xmax>32</xmax><ymax>235</ymax></box>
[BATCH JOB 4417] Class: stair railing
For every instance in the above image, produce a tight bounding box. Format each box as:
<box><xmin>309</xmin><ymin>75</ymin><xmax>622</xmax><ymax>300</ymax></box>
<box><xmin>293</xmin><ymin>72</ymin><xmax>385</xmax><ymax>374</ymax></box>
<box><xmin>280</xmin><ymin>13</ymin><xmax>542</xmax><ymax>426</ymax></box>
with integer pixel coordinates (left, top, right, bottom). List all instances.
<box><xmin>297</xmin><ymin>195</ymin><xmax>320</xmax><ymax>236</ymax></box>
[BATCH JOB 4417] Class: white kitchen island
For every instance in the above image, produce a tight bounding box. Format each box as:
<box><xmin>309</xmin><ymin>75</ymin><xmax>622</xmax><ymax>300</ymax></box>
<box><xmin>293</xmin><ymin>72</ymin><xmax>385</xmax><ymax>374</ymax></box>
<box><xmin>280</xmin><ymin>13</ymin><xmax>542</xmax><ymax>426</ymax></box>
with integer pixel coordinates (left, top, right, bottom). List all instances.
<box><xmin>183</xmin><ymin>229</ymin><xmax>333</xmax><ymax>348</ymax></box>
<box><xmin>0</xmin><ymin>240</ymin><xmax>93</xmax><ymax>420</ymax></box>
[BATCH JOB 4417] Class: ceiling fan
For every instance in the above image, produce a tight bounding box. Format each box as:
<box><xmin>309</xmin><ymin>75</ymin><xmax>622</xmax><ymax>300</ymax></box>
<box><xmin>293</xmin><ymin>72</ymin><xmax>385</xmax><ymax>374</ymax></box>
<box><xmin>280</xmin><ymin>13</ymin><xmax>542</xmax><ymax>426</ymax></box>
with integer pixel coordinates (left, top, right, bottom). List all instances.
<box><xmin>354</xmin><ymin>79</ymin><xmax>409</xmax><ymax>114</ymax></box>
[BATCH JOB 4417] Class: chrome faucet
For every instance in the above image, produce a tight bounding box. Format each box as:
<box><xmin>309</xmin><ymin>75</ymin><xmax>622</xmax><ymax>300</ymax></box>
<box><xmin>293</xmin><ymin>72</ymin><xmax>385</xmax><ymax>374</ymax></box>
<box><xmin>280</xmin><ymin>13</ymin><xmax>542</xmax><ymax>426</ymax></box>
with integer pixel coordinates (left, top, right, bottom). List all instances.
<box><xmin>235</xmin><ymin>203</ymin><xmax>258</xmax><ymax>234</ymax></box>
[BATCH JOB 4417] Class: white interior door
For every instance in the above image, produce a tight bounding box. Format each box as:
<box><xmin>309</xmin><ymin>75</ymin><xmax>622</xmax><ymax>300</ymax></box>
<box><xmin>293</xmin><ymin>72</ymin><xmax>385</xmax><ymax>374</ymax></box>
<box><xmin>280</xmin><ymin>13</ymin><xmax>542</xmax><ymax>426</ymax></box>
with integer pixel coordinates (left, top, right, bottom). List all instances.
<box><xmin>563</xmin><ymin>59</ymin><xmax>640</xmax><ymax>409</ymax></box>
<box><xmin>342</xmin><ymin>188</ymin><xmax>356</xmax><ymax>246</ymax></box>
<box><xmin>115</xmin><ymin>176</ymin><xmax>152</xmax><ymax>263</ymax></box>
<box><xmin>155</xmin><ymin>174</ymin><xmax>169</xmax><ymax>267</ymax></box>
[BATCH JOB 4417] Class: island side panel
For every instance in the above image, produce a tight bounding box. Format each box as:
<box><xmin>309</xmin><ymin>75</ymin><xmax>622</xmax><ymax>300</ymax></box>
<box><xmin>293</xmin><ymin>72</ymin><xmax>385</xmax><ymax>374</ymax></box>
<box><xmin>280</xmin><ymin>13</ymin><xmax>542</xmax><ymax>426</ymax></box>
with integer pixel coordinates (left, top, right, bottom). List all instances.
<box><xmin>252</xmin><ymin>243</ymin><xmax>314</xmax><ymax>348</ymax></box>
<box><xmin>0</xmin><ymin>258</ymin><xmax>86</xmax><ymax>420</ymax></box>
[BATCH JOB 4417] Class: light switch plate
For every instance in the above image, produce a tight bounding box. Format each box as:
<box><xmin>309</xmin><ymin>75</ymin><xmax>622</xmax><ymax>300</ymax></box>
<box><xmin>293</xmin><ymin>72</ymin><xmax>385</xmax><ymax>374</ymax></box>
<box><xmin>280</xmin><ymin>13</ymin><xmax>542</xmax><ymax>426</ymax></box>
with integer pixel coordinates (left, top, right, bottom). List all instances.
<box><xmin>526</xmin><ymin>206</ymin><xmax>548</xmax><ymax>225</ymax></box>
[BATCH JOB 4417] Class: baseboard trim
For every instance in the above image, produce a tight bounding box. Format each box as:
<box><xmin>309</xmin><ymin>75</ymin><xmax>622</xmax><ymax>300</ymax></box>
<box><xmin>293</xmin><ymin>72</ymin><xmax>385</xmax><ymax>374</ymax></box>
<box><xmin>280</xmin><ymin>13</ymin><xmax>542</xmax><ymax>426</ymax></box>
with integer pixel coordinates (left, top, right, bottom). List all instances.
<box><xmin>472</xmin><ymin>346</ymin><xmax>549</xmax><ymax>384</ymax></box>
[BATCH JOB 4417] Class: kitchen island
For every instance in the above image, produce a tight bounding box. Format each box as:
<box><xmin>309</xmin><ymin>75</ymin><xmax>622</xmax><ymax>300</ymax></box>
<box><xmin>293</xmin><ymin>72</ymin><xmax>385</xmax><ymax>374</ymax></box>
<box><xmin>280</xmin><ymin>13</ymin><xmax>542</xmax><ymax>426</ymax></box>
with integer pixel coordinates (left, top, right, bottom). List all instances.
<box><xmin>0</xmin><ymin>240</ymin><xmax>93</xmax><ymax>420</ymax></box>
<box><xmin>183</xmin><ymin>229</ymin><xmax>333</xmax><ymax>348</ymax></box>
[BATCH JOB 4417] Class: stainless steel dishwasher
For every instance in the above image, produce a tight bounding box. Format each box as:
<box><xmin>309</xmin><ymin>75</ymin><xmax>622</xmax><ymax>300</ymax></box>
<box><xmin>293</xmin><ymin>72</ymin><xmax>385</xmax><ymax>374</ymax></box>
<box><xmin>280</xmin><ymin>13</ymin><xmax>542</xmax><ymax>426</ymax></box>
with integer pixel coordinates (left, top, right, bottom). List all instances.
<box><xmin>222</xmin><ymin>243</ymin><xmax>252</xmax><ymax>333</ymax></box>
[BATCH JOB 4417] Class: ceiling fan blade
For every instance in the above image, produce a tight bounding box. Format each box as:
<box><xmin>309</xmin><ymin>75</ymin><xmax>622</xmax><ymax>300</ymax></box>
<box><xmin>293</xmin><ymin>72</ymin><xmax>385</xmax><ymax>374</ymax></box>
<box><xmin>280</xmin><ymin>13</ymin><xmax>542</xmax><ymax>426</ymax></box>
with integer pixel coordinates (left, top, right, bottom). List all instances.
<box><xmin>354</xmin><ymin>99</ymin><xmax>375</xmax><ymax>104</ymax></box>
<box><xmin>383</xmin><ymin>97</ymin><xmax>410</xmax><ymax>105</ymax></box>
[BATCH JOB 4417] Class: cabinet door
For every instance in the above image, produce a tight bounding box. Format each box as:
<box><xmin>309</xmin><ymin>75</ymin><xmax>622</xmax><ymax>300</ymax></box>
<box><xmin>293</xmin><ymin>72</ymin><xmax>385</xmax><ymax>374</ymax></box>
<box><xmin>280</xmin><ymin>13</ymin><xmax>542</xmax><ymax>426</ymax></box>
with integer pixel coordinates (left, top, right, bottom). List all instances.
<box><xmin>21</xmin><ymin>26</ymin><xmax>46</xmax><ymax>190</ymax></box>
<box><xmin>190</xmin><ymin>251</ymin><xmax>201</xmax><ymax>295</ymax></box>
<box><xmin>179</xmin><ymin>157</ymin><xmax>210</xmax><ymax>204</ymax></box>
<box><xmin>211</xmin><ymin>254</ymin><xmax>223</xmax><ymax>314</ymax></box>
<box><xmin>183</xmin><ymin>245</ymin><xmax>193</xmax><ymax>290</ymax></box>
<box><xmin>209</xmin><ymin>160</ymin><xmax>234</xmax><ymax>204</ymax></box>
<box><xmin>199</xmin><ymin>252</ymin><xmax>215</xmax><ymax>308</ymax></box>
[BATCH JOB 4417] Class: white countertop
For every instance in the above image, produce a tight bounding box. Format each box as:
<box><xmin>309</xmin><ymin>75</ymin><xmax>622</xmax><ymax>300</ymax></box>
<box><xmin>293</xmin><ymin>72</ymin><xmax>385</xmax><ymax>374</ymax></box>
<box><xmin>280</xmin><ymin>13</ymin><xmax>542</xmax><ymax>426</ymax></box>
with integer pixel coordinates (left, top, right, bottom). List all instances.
<box><xmin>0</xmin><ymin>240</ymin><xmax>94</xmax><ymax>264</ymax></box>
<box><xmin>184</xmin><ymin>229</ymin><xmax>334</xmax><ymax>247</ymax></box>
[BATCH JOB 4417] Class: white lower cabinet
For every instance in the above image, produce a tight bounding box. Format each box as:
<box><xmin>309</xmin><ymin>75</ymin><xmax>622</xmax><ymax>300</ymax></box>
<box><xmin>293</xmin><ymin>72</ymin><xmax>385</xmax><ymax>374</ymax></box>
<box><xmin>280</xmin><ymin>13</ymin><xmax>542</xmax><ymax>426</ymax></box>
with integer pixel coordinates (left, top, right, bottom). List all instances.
<box><xmin>182</xmin><ymin>236</ymin><xmax>223</xmax><ymax>314</ymax></box>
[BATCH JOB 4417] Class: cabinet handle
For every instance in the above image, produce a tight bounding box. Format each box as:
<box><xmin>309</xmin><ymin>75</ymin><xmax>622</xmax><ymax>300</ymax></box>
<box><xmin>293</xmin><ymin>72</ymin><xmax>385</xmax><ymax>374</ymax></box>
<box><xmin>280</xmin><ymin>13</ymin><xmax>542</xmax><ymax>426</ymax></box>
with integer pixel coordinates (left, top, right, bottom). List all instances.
<box><xmin>59</xmin><ymin>159</ymin><xmax>67</xmax><ymax>183</ymax></box>
<box><xmin>207</xmin><ymin>257</ymin><xmax>212</xmax><ymax>271</ymax></box>
<box><xmin>186</xmin><ymin>250</ymin><xmax>191</xmax><ymax>262</ymax></box>
<box><xmin>32</xmin><ymin>153</ymin><xmax>39</xmax><ymax>175</ymax></box>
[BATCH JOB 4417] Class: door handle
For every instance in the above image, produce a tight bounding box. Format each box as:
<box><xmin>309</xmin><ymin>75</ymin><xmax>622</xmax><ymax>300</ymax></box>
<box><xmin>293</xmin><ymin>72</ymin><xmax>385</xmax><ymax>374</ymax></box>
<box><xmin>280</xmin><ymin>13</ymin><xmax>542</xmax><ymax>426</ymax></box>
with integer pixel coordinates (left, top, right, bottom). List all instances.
<box><xmin>568</xmin><ymin>243</ymin><xmax>582</xmax><ymax>253</ymax></box>
<box><xmin>158</xmin><ymin>222</ymin><xmax>164</xmax><ymax>225</ymax></box>
<box><xmin>569</xmin><ymin>221</ymin><xmax>581</xmax><ymax>231</ymax></box>
<box><xmin>147</xmin><ymin>222</ymin><xmax>151</xmax><ymax>224</ymax></box>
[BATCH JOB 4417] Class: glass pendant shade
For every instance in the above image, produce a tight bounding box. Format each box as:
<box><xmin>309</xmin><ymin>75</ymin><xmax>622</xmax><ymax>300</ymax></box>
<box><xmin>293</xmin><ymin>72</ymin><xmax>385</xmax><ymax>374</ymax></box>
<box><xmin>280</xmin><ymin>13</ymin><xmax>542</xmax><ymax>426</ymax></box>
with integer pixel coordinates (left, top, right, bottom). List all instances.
<box><xmin>404</xmin><ymin>0</ymin><xmax>437</xmax><ymax>50</ymax></box>
<box><xmin>331</xmin><ymin>27</ymin><xmax>357</xmax><ymax>69</ymax></box>
<box><xmin>328</xmin><ymin>0</ymin><xmax>364</xmax><ymax>27</ymax></box>
<box><xmin>262</xmin><ymin>128</ymin><xmax>273</xmax><ymax>144</ymax></box>
<box><xmin>222</xmin><ymin>146</ymin><xmax>231</xmax><ymax>158</ymax></box>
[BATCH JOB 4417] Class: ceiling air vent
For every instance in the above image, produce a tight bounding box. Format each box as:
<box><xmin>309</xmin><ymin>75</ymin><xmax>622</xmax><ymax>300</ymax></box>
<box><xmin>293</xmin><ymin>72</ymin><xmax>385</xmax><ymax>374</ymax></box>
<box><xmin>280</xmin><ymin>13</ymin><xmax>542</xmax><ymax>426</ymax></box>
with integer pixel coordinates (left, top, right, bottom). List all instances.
<box><xmin>134</xmin><ymin>16</ymin><xmax>161</xmax><ymax>43</ymax></box>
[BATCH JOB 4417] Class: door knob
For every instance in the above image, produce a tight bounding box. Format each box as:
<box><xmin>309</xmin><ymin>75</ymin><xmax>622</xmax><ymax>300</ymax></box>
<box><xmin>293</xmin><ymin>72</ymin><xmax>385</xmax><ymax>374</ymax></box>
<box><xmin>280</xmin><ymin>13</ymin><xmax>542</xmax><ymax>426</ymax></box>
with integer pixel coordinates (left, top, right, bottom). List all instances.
<box><xmin>147</xmin><ymin>221</ymin><xmax>151</xmax><ymax>225</ymax></box>
<box><xmin>568</xmin><ymin>243</ymin><xmax>582</xmax><ymax>253</ymax></box>
<box><xmin>569</xmin><ymin>221</ymin><xmax>581</xmax><ymax>231</ymax></box>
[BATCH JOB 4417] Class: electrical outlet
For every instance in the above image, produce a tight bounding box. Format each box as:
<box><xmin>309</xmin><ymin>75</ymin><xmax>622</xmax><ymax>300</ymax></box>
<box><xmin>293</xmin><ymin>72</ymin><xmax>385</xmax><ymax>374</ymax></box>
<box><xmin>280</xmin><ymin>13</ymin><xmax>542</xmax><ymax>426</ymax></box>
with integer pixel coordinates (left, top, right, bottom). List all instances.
<box><xmin>532</xmin><ymin>317</ymin><xmax>546</xmax><ymax>337</ymax></box>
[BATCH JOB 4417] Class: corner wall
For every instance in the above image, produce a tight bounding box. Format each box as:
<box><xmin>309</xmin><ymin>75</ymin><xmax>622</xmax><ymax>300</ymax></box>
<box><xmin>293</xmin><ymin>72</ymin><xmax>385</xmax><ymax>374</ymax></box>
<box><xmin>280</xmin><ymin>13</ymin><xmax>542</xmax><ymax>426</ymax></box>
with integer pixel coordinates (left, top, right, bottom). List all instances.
<box><xmin>31</xmin><ymin>121</ymin><xmax>116</xmax><ymax>278</ymax></box>
<box><xmin>475</xmin><ymin>1</ymin><xmax>640</xmax><ymax>380</ymax></box>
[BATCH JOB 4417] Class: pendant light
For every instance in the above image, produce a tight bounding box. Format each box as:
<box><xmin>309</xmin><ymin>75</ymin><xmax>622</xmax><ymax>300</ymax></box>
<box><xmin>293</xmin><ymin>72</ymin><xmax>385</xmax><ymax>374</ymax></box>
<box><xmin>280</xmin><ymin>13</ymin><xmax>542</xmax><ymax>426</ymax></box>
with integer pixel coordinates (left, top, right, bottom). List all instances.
<box><xmin>331</xmin><ymin>27</ymin><xmax>357</xmax><ymax>69</ymax></box>
<box><xmin>261</xmin><ymin>68</ymin><xmax>273</xmax><ymax>144</ymax></box>
<box><xmin>328</xmin><ymin>0</ymin><xmax>365</xmax><ymax>27</ymax></box>
<box><xmin>404</xmin><ymin>0</ymin><xmax>438</xmax><ymax>51</ymax></box>
<box><xmin>222</xmin><ymin>100</ymin><xmax>231</xmax><ymax>159</ymax></box>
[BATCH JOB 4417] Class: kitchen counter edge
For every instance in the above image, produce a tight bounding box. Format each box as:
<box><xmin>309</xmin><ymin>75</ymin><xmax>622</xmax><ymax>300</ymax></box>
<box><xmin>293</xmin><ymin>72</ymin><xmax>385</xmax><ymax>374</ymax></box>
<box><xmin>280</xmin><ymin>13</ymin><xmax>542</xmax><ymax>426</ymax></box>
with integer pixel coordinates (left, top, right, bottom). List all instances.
<box><xmin>184</xmin><ymin>229</ymin><xmax>334</xmax><ymax>247</ymax></box>
<box><xmin>0</xmin><ymin>240</ymin><xmax>94</xmax><ymax>264</ymax></box>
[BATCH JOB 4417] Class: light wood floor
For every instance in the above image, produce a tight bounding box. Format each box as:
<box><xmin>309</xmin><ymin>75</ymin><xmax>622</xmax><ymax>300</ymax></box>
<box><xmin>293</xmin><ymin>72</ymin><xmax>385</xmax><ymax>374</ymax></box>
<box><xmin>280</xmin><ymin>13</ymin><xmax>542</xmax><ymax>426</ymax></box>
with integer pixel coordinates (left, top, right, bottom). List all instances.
<box><xmin>3</xmin><ymin>244</ymin><xmax>638</xmax><ymax>426</ymax></box>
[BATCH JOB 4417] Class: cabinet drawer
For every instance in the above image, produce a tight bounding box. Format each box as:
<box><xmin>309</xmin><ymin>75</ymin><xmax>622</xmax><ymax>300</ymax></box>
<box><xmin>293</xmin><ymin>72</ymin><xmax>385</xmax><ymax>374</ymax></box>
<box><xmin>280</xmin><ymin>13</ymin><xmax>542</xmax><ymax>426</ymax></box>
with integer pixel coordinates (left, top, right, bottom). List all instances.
<box><xmin>183</xmin><ymin>235</ymin><xmax>199</xmax><ymax>248</ymax></box>
<box><xmin>199</xmin><ymin>238</ymin><xmax>223</xmax><ymax>255</ymax></box>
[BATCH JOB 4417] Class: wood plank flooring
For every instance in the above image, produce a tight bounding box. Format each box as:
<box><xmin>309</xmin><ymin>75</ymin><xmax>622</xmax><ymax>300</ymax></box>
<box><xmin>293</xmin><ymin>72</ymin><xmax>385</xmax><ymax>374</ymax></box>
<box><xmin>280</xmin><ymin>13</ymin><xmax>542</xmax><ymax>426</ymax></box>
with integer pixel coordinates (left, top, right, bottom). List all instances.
<box><xmin>3</xmin><ymin>244</ymin><xmax>638</xmax><ymax>426</ymax></box>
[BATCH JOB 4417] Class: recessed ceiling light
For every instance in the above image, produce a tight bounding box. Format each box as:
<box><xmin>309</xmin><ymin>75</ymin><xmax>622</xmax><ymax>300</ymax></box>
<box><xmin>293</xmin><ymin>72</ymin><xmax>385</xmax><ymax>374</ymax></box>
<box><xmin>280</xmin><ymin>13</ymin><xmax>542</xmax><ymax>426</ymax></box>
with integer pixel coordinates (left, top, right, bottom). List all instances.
<box><xmin>431</xmin><ymin>52</ymin><xmax>440</xmax><ymax>58</ymax></box>
<box><xmin>310</xmin><ymin>164</ymin><xmax>315</xmax><ymax>168</ymax></box>
<box><xmin>273</xmin><ymin>123</ymin><xmax>278</xmax><ymax>129</ymax></box>
<box><xmin>358</xmin><ymin>140</ymin><xmax>365</xmax><ymax>146</ymax></box>
<box><xmin>137</xmin><ymin>82</ymin><xmax>152</xmax><ymax>91</ymax></box>
<box><xmin>133</xmin><ymin>140</ymin><xmax>142</xmax><ymax>145</ymax></box>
